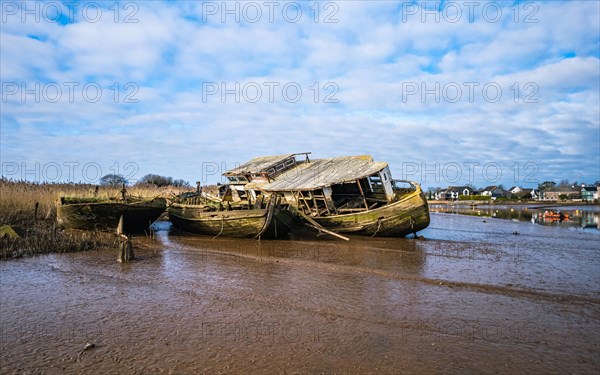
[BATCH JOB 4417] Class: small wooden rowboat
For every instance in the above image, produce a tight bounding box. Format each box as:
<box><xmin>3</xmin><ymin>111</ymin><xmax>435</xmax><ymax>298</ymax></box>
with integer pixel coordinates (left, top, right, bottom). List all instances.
<box><xmin>57</xmin><ymin>197</ymin><xmax>167</xmax><ymax>233</ymax></box>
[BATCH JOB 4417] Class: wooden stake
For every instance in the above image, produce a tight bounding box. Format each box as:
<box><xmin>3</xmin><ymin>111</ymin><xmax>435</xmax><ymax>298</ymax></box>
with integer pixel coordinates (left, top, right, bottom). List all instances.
<box><xmin>116</xmin><ymin>215</ymin><xmax>134</xmax><ymax>262</ymax></box>
<box><xmin>294</xmin><ymin>208</ymin><xmax>349</xmax><ymax>241</ymax></box>
<box><xmin>117</xmin><ymin>215</ymin><xmax>125</xmax><ymax>235</ymax></box>
<box><xmin>356</xmin><ymin>180</ymin><xmax>369</xmax><ymax>210</ymax></box>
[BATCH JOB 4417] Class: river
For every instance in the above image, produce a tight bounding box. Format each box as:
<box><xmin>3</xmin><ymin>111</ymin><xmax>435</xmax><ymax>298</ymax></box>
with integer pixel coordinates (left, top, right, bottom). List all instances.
<box><xmin>1</xmin><ymin>213</ymin><xmax>599</xmax><ymax>374</ymax></box>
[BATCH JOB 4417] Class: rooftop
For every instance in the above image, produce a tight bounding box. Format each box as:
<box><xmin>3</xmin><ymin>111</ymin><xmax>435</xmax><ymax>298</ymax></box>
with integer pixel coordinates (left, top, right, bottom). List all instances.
<box><xmin>223</xmin><ymin>154</ymin><xmax>296</xmax><ymax>176</ymax></box>
<box><xmin>445</xmin><ymin>186</ymin><xmax>473</xmax><ymax>192</ymax></box>
<box><xmin>545</xmin><ymin>187</ymin><xmax>580</xmax><ymax>192</ymax></box>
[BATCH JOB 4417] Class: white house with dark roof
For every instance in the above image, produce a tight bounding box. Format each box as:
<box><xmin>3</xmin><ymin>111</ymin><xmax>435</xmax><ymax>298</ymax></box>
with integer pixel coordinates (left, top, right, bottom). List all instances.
<box><xmin>435</xmin><ymin>186</ymin><xmax>474</xmax><ymax>200</ymax></box>
<box><xmin>513</xmin><ymin>188</ymin><xmax>540</xmax><ymax>200</ymax></box>
<box><xmin>508</xmin><ymin>186</ymin><xmax>522</xmax><ymax>194</ymax></box>
<box><xmin>481</xmin><ymin>186</ymin><xmax>510</xmax><ymax>198</ymax></box>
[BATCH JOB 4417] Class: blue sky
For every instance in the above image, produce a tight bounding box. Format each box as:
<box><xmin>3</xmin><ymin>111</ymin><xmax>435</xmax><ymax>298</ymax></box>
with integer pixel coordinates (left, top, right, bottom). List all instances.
<box><xmin>1</xmin><ymin>0</ymin><xmax>599</xmax><ymax>189</ymax></box>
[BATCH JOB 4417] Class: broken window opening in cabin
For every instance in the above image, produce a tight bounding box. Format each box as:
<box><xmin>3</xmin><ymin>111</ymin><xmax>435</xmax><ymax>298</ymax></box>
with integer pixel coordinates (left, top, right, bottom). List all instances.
<box><xmin>367</xmin><ymin>173</ymin><xmax>387</xmax><ymax>202</ymax></box>
<box><xmin>265</xmin><ymin>157</ymin><xmax>298</xmax><ymax>179</ymax></box>
<box><xmin>327</xmin><ymin>176</ymin><xmax>389</xmax><ymax>213</ymax></box>
<box><xmin>329</xmin><ymin>181</ymin><xmax>367</xmax><ymax>213</ymax></box>
<box><xmin>392</xmin><ymin>180</ymin><xmax>415</xmax><ymax>197</ymax></box>
<box><xmin>228</xmin><ymin>176</ymin><xmax>249</xmax><ymax>183</ymax></box>
<box><xmin>295</xmin><ymin>189</ymin><xmax>332</xmax><ymax>217</ymax></box>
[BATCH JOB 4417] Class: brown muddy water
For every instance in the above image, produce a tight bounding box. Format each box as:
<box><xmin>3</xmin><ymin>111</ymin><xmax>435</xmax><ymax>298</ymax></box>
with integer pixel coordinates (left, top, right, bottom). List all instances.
<box><xmin>1</xmin><ymin>213</ymin><xmax>599</xmax><ymax>374</ymax></box>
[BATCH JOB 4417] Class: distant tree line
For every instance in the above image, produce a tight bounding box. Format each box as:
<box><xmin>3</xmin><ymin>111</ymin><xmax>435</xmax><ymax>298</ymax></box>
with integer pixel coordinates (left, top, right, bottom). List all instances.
<box><xmin>99</xmin><ymin>174</ymin><xmax>191</xmax><ymax>188</ymax></box>
<box><xmin>136</xmin><ymin>174</ymin><xmax>191</xmax><ymax>188</ymax></box>
<box><xmin>99</xmin><ymin>174</ymin><xmax>127</xmax><ymax>186</ymax></box>
<box><xmin>537</xmin><ymin>180</ymin><xmax>600</xmax><ymax>191</ymax></box>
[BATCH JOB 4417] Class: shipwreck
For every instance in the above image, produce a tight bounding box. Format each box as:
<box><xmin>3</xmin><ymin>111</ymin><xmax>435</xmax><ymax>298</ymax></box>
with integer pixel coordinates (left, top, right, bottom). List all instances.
<box><xmin>259</xmin><ymin>155</ymin><xmax>430</xmax><ymax>237</ymax></box>
<box><xmin>169</xmin><ymin>153</ymin><xmax>430</xmax><ymax>239</ymax></box>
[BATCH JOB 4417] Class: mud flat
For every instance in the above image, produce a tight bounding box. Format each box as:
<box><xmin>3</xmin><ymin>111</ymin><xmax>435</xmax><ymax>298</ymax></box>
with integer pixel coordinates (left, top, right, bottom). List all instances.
<box><xmin>1</xmin><ymin>213</ymin><xmax>599</xmax><ymax>374</ymax></box>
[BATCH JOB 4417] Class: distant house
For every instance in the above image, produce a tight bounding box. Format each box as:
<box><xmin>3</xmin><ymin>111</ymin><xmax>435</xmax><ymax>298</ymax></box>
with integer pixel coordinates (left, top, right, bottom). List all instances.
<box><xmin>514</xmin><ymin>188</ymin><xmax>539</xmax><ymax>200</ymax></box>
<box><xmin>581</xmin><ymin>186</ymin><xmax>599</xmax><ymax>201</ymax></box>
<box><xmin>436</xmin><ymin>186</ymin><xmax>474</xmax><ymax>200</ymax></box>
<box><xmin>508</xmin><ymin>186</ymin><xmax>522</xmax><ymax>194</ymax></box>
<box><xmin>480</xmin><ymin>186</ymin><xmax>509</xmax><ymax>198</ymax></box>
<box><xmin>480</xmin><ymin>186</ymin><xmax>496</xmax><ymax>196</ymax></box>
<box><xmin>542</xmin><ymin>187</ymin><xmax>580</xmax><ymax>201</ymax></box>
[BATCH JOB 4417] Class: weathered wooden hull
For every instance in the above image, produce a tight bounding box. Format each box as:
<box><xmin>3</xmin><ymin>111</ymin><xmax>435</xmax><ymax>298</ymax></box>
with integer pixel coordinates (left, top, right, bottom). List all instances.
<box><xmin>168</xmin><ymin>204</ymin><xmax>295</xmax><ymax>238</ymax></box>
<box><xmin>312</xmin><ymin>188</ymin><xmax>430</xmax><ymax>237</ymax></box>
<box><xmin>57</xmin><ymin>198</ymin><xmax>167</xmax><ymax>233</ymax></box>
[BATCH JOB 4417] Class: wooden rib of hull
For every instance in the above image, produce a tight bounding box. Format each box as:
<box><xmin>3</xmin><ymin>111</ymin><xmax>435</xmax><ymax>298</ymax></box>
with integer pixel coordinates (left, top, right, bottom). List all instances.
<box><xmin>56</xmin><ymin>198</ymin><xmax>167</xmax><ymax>233</ymax></box>
<box><xmin>311</xmin><ymin>188</ymin><xmax>430</xmax><ymax>237</ymax></box>
<box><xmin>168</xmin><ymin>204</ymin><xmax>295</xmax><ymax>238</ymax></box>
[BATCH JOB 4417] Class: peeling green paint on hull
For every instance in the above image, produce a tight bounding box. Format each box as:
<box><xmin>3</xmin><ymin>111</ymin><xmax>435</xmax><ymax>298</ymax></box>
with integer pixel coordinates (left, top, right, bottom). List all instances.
<box><xmin>168</xmin><ymin>204</ymin><xmax>295</xmax><ymax>238</ymax></box>
<box><xmin>312</xmin><ymin>189</ymin><xmax>430</xmax><ymax>237</ymax></box>
<box><xmin>56</xmin><ymin>198</ymin><xmax>167</xmax><ymax>233</ymax></box>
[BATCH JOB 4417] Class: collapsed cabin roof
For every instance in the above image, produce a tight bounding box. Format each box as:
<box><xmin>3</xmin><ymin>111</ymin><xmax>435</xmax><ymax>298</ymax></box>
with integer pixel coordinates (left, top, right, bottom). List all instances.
<box><xmin>223</xmin><ymin>154</ymin><xmax>297</xmax><ymax>176</ymax></box>
<box><xmin>260</xmin><ymin>155</ymin><xmax>388</xmax><ymax>192</ymax></box>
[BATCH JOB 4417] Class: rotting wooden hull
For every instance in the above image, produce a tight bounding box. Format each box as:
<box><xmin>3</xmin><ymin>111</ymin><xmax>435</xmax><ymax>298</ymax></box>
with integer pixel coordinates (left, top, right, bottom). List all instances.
<box><xmin>57</xmin><ymin>198</ymin><xmax>167</xmax><ymax>233</ymax></box>
<box><xmin>168</xmin><ymin>204</ymin><xmax>296</xmax><ymax>238</ymax></box>
<box><xmin>311</xmin><ymin>188</ymin><xmax>430</xmax><ymax>237</ymax></box>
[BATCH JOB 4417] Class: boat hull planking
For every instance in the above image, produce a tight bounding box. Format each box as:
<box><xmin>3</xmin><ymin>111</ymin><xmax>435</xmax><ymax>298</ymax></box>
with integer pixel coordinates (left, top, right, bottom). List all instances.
<box><xmin>56</xmin><ymin>198</ymin><xmax>167</xmax><ymax>233</ymax></box>
<box><xmin>311</xmin><ymin>188</ymin><xmax>430</xmax><ymax>237</ymax></box>
<box><xmin>168</xmin><ymin>204</ymin><xmax>295</xmax><ymax>238</ymax></box>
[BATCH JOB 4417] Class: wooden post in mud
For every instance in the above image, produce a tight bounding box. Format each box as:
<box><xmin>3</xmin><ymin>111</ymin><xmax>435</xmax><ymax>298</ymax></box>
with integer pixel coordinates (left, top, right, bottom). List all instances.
<box><xmin>117</xmin><ymin>215</ymin><xmax>134</xmax><ymax>263</ymax></box>
<box><xmin>120</xmin><ymin>183</ymin><xmax>127</xmax><ymax>200</ymax></box>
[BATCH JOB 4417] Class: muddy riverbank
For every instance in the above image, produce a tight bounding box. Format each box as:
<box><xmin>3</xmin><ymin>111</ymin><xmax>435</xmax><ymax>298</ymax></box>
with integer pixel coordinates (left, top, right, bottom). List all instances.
<box><xmin>1</xmin><ymin>213</ymin><xmax>599</xmax><ymax>374</ymax></box>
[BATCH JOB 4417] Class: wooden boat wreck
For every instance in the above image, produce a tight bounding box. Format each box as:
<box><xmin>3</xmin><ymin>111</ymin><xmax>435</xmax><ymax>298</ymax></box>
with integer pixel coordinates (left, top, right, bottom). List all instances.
<box><xmin>168</xmin><ymin>154</ymin><xmax>305</xmax><ymax>238</ymax></box>
<box><xmin>259</xmin><ymin>155</ymin><xmax>430</xmax><ymax>237</ymax></box>
<box><xmin>168</xmin><ymin>195</ymin><xmax>296</xmax><ymax>239</ymax></box>
<box><xmin>56</xmin><ymin>196</ymin><xmax>167</xmax><ymax>233</ymax></box>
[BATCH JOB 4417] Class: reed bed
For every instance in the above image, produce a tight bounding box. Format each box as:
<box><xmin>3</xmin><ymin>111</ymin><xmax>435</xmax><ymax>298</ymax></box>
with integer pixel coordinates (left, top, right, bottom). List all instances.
<box><xmin>0</xmin><ymin>179</ymin><xmax>192</xmax><ymax>259</ymax></box>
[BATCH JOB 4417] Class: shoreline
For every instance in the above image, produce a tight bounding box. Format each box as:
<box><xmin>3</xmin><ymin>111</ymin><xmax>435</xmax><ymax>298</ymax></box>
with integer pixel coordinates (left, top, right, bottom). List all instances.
<box><xmin>427</xmin><ymin>200</ymin><xmax>599</xmax><ymax>207</ymax></box>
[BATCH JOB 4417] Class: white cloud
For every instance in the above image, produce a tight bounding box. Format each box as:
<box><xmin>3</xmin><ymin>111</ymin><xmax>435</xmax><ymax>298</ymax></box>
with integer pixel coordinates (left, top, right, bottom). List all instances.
<box><xmin>1</xmin><ymin>0</ymin><xmax>598</xmax><ymax>187</ymax></box>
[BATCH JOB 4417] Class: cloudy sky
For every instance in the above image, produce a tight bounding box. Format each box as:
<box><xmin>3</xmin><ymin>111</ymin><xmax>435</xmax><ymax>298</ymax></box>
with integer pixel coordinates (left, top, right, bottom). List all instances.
<box><xmin>1</xmin><ymin>0</ymin><xmax>599</xmax><ymax>189</ymax></box>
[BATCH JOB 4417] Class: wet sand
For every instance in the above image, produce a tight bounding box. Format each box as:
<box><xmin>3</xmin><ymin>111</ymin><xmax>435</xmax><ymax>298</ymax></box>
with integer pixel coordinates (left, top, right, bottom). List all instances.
<box><xmin>1</xmin><ymin>213</ymin><xmax>599</xmax><ymax>374</ymax></box>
